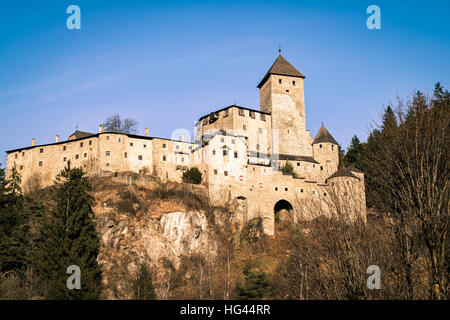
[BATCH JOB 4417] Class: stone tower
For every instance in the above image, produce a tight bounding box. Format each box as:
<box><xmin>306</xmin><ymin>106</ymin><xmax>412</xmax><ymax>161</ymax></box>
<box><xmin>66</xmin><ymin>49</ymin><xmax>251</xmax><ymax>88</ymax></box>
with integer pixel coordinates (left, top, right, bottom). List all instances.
<box><xmin>312</xmin><ymin>124</ymin><xmax>339</xmax><ymax>182</ymax></box>
<box><xmin>258</xmin><ymin>54</ymin><xmax>312</xmax><ymax>156</ymax></box>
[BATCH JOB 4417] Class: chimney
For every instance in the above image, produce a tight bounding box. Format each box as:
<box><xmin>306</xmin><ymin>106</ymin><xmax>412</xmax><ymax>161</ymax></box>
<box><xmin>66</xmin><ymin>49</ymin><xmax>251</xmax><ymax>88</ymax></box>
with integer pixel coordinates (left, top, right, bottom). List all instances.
<box><xmin>55</xmin><ymin>135</ymin><xmax>59</xmax><ymax>143</ymax></box>
<box><xmin>180</xmin><ymin>135</ymin><xmax>184</xmax><ymax>142</ymax></box>
<box><xmin>99</xmin><ymin>124</ymin><xmax>104</xmax><ymax>133</ymax></box>
<box><xmin>145</xmin><ymin>128</ymin><xmax>149</xmax><ymax>137</ymax></box>
<box><xmin>32</xmin><ymin>138</ymin><xmax>36</xmax><ymax>146</ymax></box>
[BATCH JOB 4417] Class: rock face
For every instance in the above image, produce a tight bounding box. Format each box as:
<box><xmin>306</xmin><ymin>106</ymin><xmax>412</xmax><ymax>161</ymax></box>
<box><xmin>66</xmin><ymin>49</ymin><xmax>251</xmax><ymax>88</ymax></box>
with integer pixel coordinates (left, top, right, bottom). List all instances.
<box><xmin>96</xmin><ymin>207</ymin><xmax>215</xmax><ymax>299</ymax></box>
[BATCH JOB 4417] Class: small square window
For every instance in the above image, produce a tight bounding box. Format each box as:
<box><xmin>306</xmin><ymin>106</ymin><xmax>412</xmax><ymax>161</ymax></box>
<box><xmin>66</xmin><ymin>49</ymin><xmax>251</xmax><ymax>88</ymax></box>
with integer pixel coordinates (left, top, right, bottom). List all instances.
<box><xmin>212</xmin><ymin>150</ymin><xmax>216</xmax><ymax>155</ymax></box>
<box><xmin>106</xmin><ymin>163</ymin><xmax>110</xmax><ymax>167</ymax></box>
<box><xmin>106</xmin><ymin>151</ymin><xmax>110</xmax><ymax>156</ymax></box>
<box><xmin>162</xmin><ymin>143</ymin><xmax>166</xmax><ymax>149</ymax></box>
<box><xmin>214</xmin><ymin>170</ymin><xmax>217</xmax><ymax>175</ymax></box>
<box><xmin>106</xmin><ymin>136</ymin><xmax>110</xmax><ymax>140</ymax></box>
<box><xmin>243</xmin><ymin>124</ymin><xmax>247</xmax><ymax>131</ymax></box>
<box><xmin>15</xmin><ymin>154</ymin><xmax>18</xmax><ymax>159</ymax></box>
<box><xmin>331</xmin><ymin>145</ymin><xmax>334</xmax><ymax>150</ymax></box>
<box><xmin>80</xmin><ymin>142</ymin><xmax>83</xmax><ymax>147</ymax></box>
<box><xmin>320</xmin><ymin>166</ymin><xmax>323</xmax><ymax>171</ymax></box>
<box><xmin>300</xmin><ymin>189</ymin><xmax>304</xmax><ymax>193</ymax></box>
<box><xmin>144</xmin><ymin>144</ymin><xmax>147</xmax><ymax>148</ymax></box>
<box><xmin>75</xmin><ymin>154</ymin><xmax>79</xmax><ymax>159</ymax></box>
<box><xmin>286</xmin><ymin>89</ymin><xmax>289</xmax><ymax>93</ymax></box>
<box><xmin>89</xmin><ymin>140</ymin><xmax>92</xmax><ymax>145</ymax></box>
<box><xmin>260</xmin><ymin>114</ymin><xmax>266</xmax><ymax>121</ymax></box>
<box><xmin>224</xmin><ymin>109</ymin><xmax>229</xmax><ymax>117</ymax></box>
<box><xmin>312</xmin><ymin>191</ymin><xmax>315</xmax><ymax>195</ymax></box>
<box><xmin>239</xmin><ymin>109</ymin><xmax>245</xmax><ymax>116</ymax></box>
<box><xmin>223</xmin><ymin>150</ymin><xmax>228</xmax><ymax>156</ymax></box>
<box><xmin>19</xmin><ymin>165</ymin><xmax>23</xmax><ymax>170</ymax></box>
<box><xmin>249</xmin><ymin>111</ymin><xmax>255</xmax><ymax>119</ymax></box>
<box><xmin>279</xmin><ymin>79</ymin><xmax>282</xmax><ymax>84</ymax></box>
<box><xmin>130</xmin><ymin>143</ymin><xmax>133</xmax><ymax>146</ymax></box>
<box><xmin>231</xmin><ymin>139</ymin><xmax>235</xmax><ymax>144</ymax></box>
<box><xmin>275</xmin><ymin>187</ymin><xmax>278</xmax><ymax>191</ymax></box>
<box><xmin>320</xmin><ymin>144</ymin><xmax>322</xmax><ymax>148</ymax></box>
<box><xmin>124</xmin><ymin>152</ymin><xmax>127</xmax><ymax>158</ymax></box>
<box><xmin>118</xmin><ymin>138</ymin><xmax>121</xmax><ymax>142</ymax></box>
<box><xmin>324</xmin><ymin>192</ymin><xmax>327</xmax><ymax>197</ymax></box>
<box><xmin>138</xmin><ymin>155</ymin><xmax>142</xmax><ymax>160</ymax></box>
<box><xmin>84</xmin><ymin>153</ymin><xmax>87</xmax><ymax>158</ymax></box>
<box><xmin>39</xmin><ymin>161</ymin><xmax>43</xmax><ymax>167</ymax></box>
<box><xmin>163</xmin><ymin>155</ymin><xmax>167</xmax><ymax>161</ymax></box>
<box><xmin>285</xmin><ymin>188</ymin><xmax>288</xmax><ymax>191</ymax></box>
<box><xmin>176</xmin><ymin>145</ymin><xmax>179</xmax><ymax>150</ymax></box>
<box><xmin>63</xmin><ymin>146</ymin><xmax>66</xmax><ymax>151</ymax></box>
<box><xmin>224</xmin><ymin>171</ymin><xmax>228</xmax><ymax>176</ymax></box>
<box><xmin>293</xmin><ymin>80</ymin><xmax>296</xmax><ymax>86</ymax></box>
<box><xmin>220</xmin><ymin>137</ymin><xmax>224</xmax><ymax>142</ymax></box>
<box><xmin>202</xmin><ymin>118</ymin><xmax>208</xmax><ymax>125</ymax></box>
<box><xmin>297</xmin><ymin>162</ymin><xmax>300</xmax><ymax>166</ymax></box>
<box><xmin>40</xmin><ymin>148</ymin><xmax>43</xmax><ymax>153</ymax></box>
<box><xmin>63</xmin><ymin>157</ymin><xmax>67</xmax><ymax>162</ymax></box>
<box><xmin>258</xmin><ymin>128</ymin><xmax>263</xmax><ymax>134</ymax></box>
<box><xmin>22</xmin><ymin>152</ymin><xmax>25</xmax><ymax>157</ymax></box>
<box><xmin>234</xmin><ymin>152</ymin><xmax>238</xmax><ymax>158</ymax></box>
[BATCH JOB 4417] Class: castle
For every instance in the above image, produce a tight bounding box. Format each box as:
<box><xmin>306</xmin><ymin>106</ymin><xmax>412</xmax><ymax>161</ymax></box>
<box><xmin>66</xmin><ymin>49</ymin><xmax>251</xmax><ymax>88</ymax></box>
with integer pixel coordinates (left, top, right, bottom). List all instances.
<box><xmin>5</xmin><ymin>54</ymin><xmax>366</xmax><ymax>235</ymax></box>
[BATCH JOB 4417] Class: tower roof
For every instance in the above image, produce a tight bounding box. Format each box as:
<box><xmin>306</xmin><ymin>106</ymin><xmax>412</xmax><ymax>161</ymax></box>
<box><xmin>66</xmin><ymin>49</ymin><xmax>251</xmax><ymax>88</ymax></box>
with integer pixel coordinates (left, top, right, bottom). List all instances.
<box><xmin>313</xmin><ymin>124</ymin><xmax>338</xmax><ymax>145</ymax></box>
<box><xmin>69</xmin><ymin>130</ymin><xmax>95</xmax><ymax>140</ymax></box>
<box><xmin>257</xmin><ymin>54</ymin><xmax>305</xmax><ymax>88</ymax></box>
<box><xmin>326</xmin><ymin>167</ymin><xmax>361</xmax><ymax>182</ymax></box>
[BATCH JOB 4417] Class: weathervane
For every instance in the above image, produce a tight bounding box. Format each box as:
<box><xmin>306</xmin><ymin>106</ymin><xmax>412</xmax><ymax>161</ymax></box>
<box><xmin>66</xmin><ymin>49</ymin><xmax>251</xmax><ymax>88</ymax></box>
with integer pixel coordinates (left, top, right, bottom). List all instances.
<box><xmin>278</xmin><ymin>44</ymin><xmax>282</xmax><ymax>55</ymax></box>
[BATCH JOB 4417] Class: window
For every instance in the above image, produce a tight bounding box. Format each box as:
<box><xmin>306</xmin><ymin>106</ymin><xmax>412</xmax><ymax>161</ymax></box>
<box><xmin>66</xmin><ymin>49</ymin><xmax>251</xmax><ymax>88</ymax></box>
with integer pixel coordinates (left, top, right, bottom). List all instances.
<box><xmin>297</xmin><ymin>162</ymin><xmax>300</xmax><ymax>166</ymax></box>
<box><xmin>63</xmin><ymin>157</ymin><xmax>67</xmax><ymax>162</ymax></box>
<box><xmin>243</xmin><ymin>124</ymin><xmax>247</xmax><ymax>131</ymax></box>
<box><xmin>285</xmin><ymin>187</ymin><xmax>288</xmax><ymax>191</ymax></box>
<box><xmin>202</xmin><ymin>118</ymin><xmax>208</xmax><ymax>125</ymax></box>
<box><xmin>231</xmin><ymin>139</ymin><xmax>235</xmax><ymax>144</ymax></box>
<box><xmin>256</xmin><ymin>144</ymin><xmax>260</xmax><ymax>150</ymax></box>
<box><xmin>320</xmin><ymin>144</ymin><xmax>322</xmax><ymax>148</ymax></box>
<box><xmin>286</xmin><ymin>89</ymin><xmax>289</xmax><ymax>93</ymax></box>
<box><xmin>320</xmin><ymin>166</ymin><xmax>323</xmax><ymax>171</ymax></box>
<box><xmin>124</xmin><ymin>152</ymin><xmax>127</xmax><ymax>158</ymax></box>
<box><xmin>162</xmin><ymin>143</ymin><xmax>167</xmax><ymax>149</ymax></box>
<box><xmin>19</xmin><ymin>165</ymin><xmax>23</xmax><ymax>170</ymax></box>
<box><xmin>15</xmin><ymin>154</ymin><xmax>17</xmax><ymax>159</ymax></box>
<box><xmin>220</xmin><ymin>137</ymin><xmax>224</xmax><ymax>142</ymax></box>
<box><xmin>63</xmin><ymin>146</ymin><xmax>66</xmax><ymax>151</ymax></box>
<box><xmin>239</xmin><ymin>109</ymin><xmax>245</xmax><ymax>116</ymax></box>
<box><xmin>84</xmin><ymin>153</ymin><xmax>87</xmax><ymax>158</ymax></box>
<box><xmin>22</xmin><ymin>152</ymin><xmax>25</xmax><ymax>157</ymax></box>
<box><xmin>223</xmin><ymin>150</ymin><xmax>228</xmax><ymax>156</ymax></box>
<box><xmin>249</xmin><ymin>111</ymin><xmax>255</xmax><ymax>119</ymax></box>
<box><xmin>275</xmin><ymin>187</ymin><xmax>278</xmax><ymax>191</ymax></box>
<box><xmin>118</xmin><ymin>138</ymin><xmax>121</xmax><ymax>142</ymax></box>
<box><xmin>130</xmin><ymin>143</ymin><xmax>134</xmax><ymax>147</ymax></box>
<box><xmin>224</xmin><ymin>109</ymin><xmax>229</xmax><ymax>117</ymax></box>
<box><xmin>258</xmin><ymin>128</ymin><xmax>263</xmax><ymax>134</ymax></box>
<box><xmin>224</xmin><ymin>171</ymin><xmax>228</xmax><ymax>176</ymax></box>
<box><xmin>89</xmin><ymin>140</ymin><xmax>92</xmax><ymax>145</ymax></box>
<box><xmin>331</xmin><ymin>145</ymin><xmax>334</xmax><ymax>150</ymax></box>
<box><xmin>214</xmin><ymin>170</ymin><xmax>217</xmax><ymax>175</ymax></box>
<box><xmin>106</xmin><ymin>151</ymin><xmax>110</xmax><ymax>156</ymax></box>
<box><xmin>163</xmin><ymin>155</ymin><xmax>167</xmax><ymax>161</ymax></box>
<box><xmin>212</xmin><ymin>150</ymin><xmax>216</xmax><ymax>155</ymax></box>
<box><xmin>324</xmin><ymin>192</ymin><xmax>327</xmax><ymax>197</ymax></box>
<box><xmin>279</xmin><ymin>79</ymin><xmax>282</xmax><ymax>84</ymax></box>
<box><xmin>293</xmin><ymin>80</ymin><xmax>296</xmax><ymax>86</ymax></box>
<box><xmin>260</xmin><ymin>114</ymin><xmax>266</xmax><ymax>121</ymax></box>
<box><xmin>188</xmin><ymin>146</ymin><xmax>192</xmax><ymax>150</ymax></box>
<box><xmin>39</xmin><ymin>161</ymin><xmax>43</xmax><ymax>167</ymax></box>
<box><xmin>176</xmin><ymin>145</ymin><xmax>179</xmax><ymax>150</ymax></box>
<box><xmin>300</xmin><ymin>189</ymin><xmax>304</xmax><ymax>193</ymax></box>
<box><xmin>234</xmin><ymin>152</ymin><xmax>238</xmax><ymax>158</ymax></box>
<box><xmin>106</xmin><ymin>136</ymin><xmax>110</xmax><ymax>140</ymax></box>
<box><xmin>80</xmin><ymin>142</ymin><xmax>83</xmax><ymax>147</ymax></box>
<box><xmin>40</xmin><ymin>148</ymin><xmax>43</xmax><ymax>153</ymax></box>
<box><xmin>75</xmin><ymin>154</ymin><xmax>79</xmax><ymax>159</ymax></box>
<box><xmin>106</xmin><ymin>163</ymin><xmax>110</xmax><ymax>167</ymax></box>
<box><xmin>144</xmin><ymin>144</ymin><xmax>147</xmax><ymax>148</ymax></box>
<box><xmin>312</xmin><ymin>191</ymin><xmax>315</xmax><ymax>195</ymax></box>
<box><xmin>138</xmin><ymin>155</ymin><xmax>142</xmax><ymax>160</ymax></box>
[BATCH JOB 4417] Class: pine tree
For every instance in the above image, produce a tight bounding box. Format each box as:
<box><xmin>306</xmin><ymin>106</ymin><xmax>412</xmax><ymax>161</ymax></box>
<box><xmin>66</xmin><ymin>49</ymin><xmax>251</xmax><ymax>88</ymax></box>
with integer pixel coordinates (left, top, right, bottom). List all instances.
<box><xmin>343</xmin><ymin>135</ymin><xmax>364</xmax><ymax>169</ymax></box>
<box><xmin>381</xmin><ymin>105</ymin><xmax>397</xmax><ymax>133</ymax></box>
<box><xmin>34</xmin><ymin>162</ymin><xmax>101</xmax><ymax>299</ymax></box>
<box><xmin>237</xmin><ymin>262</ymin><xmax>271</xmax><ymax>300</ymax></box>
<box><xmin>131</xmin><ymin>262</ymin><xmax>156</xmax><ymax>300</ymax></box>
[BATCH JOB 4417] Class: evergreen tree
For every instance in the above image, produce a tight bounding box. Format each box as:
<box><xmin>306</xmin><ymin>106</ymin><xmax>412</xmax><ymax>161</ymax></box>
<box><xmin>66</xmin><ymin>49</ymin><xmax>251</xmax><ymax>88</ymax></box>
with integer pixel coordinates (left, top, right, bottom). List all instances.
<box><xmin>237</xmin><ymin>262</ymin><xmax>271</xmax><ymax>300</ymax></box>
<box><xmin>0</xmin><ymin>164</ymin><xmax>30</xmax><ymax>276</ymax></box>
<box><xmin>381</xmin><ymin>106</ymin><xmax>397</xmax><ymax>133</ymax></box>
<box><xmin>34</xmin><ymin>162</ymin><xmax>101</xmax><ymax>299</ymax></box>
<box><xmin>131</xmin><ymin>262</ymin><xmax>156</xmax><ymax>300</ymax></box>
<box><xmin>343</xmin><ymin>135</ymin><xmax>364</xmax><ymax>169</ymax></box>
<box><xmin>182</xmin><ymin>167</ymin><xmax>203</xmax><ymax>184</ymax></box>
<box><xmin>337</xmin><ymin>144</ymin><xmax>345</xmax><ymax>167</ymax></box>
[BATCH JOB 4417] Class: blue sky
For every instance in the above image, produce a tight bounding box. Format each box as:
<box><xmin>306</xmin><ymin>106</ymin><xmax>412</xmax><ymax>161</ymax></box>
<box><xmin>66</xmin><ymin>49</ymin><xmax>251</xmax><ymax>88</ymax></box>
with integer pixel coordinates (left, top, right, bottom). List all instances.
<box><xmin>1</xmin><ymin>0</ymin><xmax>449</xmax><ymax>165</ymax></box>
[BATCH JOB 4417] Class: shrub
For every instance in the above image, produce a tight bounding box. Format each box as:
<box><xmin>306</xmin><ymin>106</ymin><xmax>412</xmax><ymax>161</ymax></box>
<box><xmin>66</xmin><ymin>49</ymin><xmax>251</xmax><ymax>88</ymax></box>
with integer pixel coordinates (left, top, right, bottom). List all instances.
<box><xmin>281</xmin><ymin>161</ymin><xmax>297</xmax><ymax>178</ymax></box>
<box><xmin>182</xmin><ymin>167</ymin><xmax>202</xmax><ymax>184</ymax></box>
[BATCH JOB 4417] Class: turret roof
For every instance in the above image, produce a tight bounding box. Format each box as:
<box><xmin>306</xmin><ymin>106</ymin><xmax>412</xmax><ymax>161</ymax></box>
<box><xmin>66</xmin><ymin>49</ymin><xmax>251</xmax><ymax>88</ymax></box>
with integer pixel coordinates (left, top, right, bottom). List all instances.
<box><xmin>313</xmin><ymin>124</ymin><xmax>338</xmax><ymax>145</ymax></box>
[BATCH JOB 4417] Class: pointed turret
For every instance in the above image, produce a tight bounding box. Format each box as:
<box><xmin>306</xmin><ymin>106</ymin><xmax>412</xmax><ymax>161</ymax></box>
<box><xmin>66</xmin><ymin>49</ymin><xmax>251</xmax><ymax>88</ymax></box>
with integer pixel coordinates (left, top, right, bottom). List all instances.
<box><xmin>257</xmin><ymin>54</ymin><xmax>305</xmax><ymax>88</ymax></box>
<box><xmin>313</xmin><ymin>124</ymin><xmax>338</xmax><ymax>145</ymax></box>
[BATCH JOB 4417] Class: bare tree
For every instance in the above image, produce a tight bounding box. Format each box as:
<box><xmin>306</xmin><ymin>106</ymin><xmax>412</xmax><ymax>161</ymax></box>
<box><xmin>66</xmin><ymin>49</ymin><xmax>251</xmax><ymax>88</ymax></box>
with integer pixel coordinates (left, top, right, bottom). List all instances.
<box><xmin>103</xmin><ymin>113</ymin><xmax>139</xmax><ymax>134</ymax></box>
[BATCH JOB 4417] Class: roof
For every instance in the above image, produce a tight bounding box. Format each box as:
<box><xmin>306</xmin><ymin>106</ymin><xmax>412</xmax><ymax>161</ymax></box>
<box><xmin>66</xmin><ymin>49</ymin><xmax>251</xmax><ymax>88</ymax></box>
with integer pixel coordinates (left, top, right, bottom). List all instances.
<box><xmin>278</xmin><ymin>154</ymin><xmax>319</xmax><ymax>164</ymax></box>
<box><xmin>69</xmin><ymin>130</ymin><xmax>95</xmax><ymax>140</ymax></box>
<box><xmin>5</xmin><ymin>132</ymin><xmax>192</xmax><ymax>154</ymax></box>
<box><xmin>313</xmin><ymin>124</ymin><xmax>338</xmax><ymax>145</ymax></box>
<box><xmin>326</xmin><ymin>167</ymin><xmax>361</xmax><ymax>182</ymax></box>
<box><xmin>257</xmin><ymin>54</ymin><xmax>305</xmax><ymax>88</ymax></box>
<box><xmin>197</xmin><ymin>104</ymin><xmax>270</xmax><ymax>122</ymax></box>
<box><xmin>347</xmin><ymin>165</ymin><xmax>363</xmax><ymax>173</ymax></box>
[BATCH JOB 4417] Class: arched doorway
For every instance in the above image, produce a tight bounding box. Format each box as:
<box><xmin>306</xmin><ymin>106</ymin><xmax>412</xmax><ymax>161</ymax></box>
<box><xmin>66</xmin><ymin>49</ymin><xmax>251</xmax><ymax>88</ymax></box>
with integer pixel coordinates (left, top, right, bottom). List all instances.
<box><xmin>274</xmin><ymin>199</ymin><xmax>293</xmax><ymax>224</ymax></box>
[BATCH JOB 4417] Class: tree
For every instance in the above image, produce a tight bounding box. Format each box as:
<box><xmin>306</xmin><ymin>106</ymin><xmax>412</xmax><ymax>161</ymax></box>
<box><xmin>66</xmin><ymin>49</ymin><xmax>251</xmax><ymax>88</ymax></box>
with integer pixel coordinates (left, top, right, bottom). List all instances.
<box><xmin>237</xmin><ymin>262</ymin><xmax>271</xmax><ymax>300</ymax></box>
<box><xmin>281</xmin><ymin>161</ymin><xmax>297</xmax><ymax>178</ymax></box>
<box><xmin>381</xmin><ymin>106</ymin><xmax>397</xmax><ymax>133</ymax></box>
<box><xmin>182</xmin><ymin>167</ymin><xmax>202</xmax><ymax>184</ymax></box>
<box><xmin>343</xmin><ymin>135</ymin><xmax>364</xmax><ymax>169</ymax></box>
<box><xmin>130</xmin><ymin>262</ymin><xmax>156</xmax><ymax>300</ymax></box>
<box><xmin>103</xmin><ymin>113</ymin><xmax>138</xmax><ymax>134</ymax></box>
<box><xmin>34</xmin><ymin>162</ymin><xmax>102</xmax><ymax>299</ymax></box>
